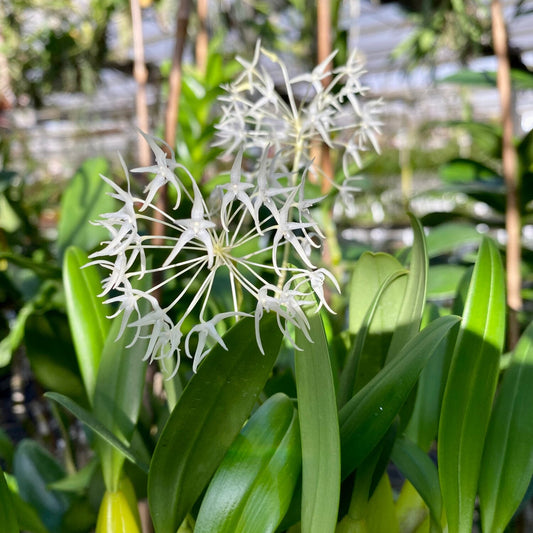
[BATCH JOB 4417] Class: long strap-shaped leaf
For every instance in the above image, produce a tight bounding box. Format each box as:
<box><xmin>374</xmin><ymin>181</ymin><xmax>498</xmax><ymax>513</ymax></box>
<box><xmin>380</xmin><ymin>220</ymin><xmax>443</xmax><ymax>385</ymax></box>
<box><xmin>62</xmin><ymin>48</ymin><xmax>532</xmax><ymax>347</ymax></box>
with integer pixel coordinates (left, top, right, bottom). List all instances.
<box><xmin>63</xmin><ymin>246</ymin><xmax>111</xmax><ymax>403</ymax></box>
<box><xmin>93</xmin><ymin>273</ymin><xmax>151</xmax><ymax>491</ymax></box>
<box><xmin>385</xmin><ymin>213</ymin><xmax>428</xmax><ymax>363</ymax></box>
<box><xmin>0</xmin><ymin>468</ymin><xmax>19</xmax><ymax>533</ymax></box>
<box><xmin>479</xmin><ymin>321</ymin><xmax>533</xmax><ymax>533</ymax></box>
<box><xmin>194</xmin><ymin>393</ymin><xmax>300</xmax><ymax>533</ymax></box>
<box><xmin>391</xmin><ymin>436</ymin><xmax>442</xmax><ymax>529</ymax></box>
<box><xmin>93</xmin><ymin>316</ymin><xmax>148</xmax><ymax>491</ymax></box>
<box><xmin>339</xmin><ymin>268</ymin><xmax>407</xmax><ymax>408</ymax></box>
<box><xmin>295</xmin><ymin>310</ymin><xmax>341</xmax><ymax>533</ymax></box>
<box><xmin>45</xmin><ymin>392</ymin><xmax>149</xmax><ymax>473</ymax></box>
<box><xmin>148</xmin><ymin>315</ymin><xmax>282</xmax><ymax>533</ymax></box>
<box><xmin>340</xmin><ymin>315</ymin><xmax>460</xmax><ymax>479</ymax></box>
<box><xmin>438</xmin><ymin>237</ymin><xmax>505</xmax><ymax>533</ymax></box>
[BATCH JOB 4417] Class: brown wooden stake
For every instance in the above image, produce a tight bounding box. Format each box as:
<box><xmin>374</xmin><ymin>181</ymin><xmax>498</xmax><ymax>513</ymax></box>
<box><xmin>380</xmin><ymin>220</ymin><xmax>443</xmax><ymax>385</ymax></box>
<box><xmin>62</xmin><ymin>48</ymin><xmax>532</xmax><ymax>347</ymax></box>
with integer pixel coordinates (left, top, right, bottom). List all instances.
<box><xmin>130</xmin><ymin>0</ymin><xmax>151</xmax><ymax>167</ymax></box>
<box><xmin>491</xmin><ymin>0</ymin><xmax>522</xmax><ymax>348</ymax></box>
<box><xmin>196</xmin><ymin>0</ymin><xmax>208</xmax><ymax>75</ymax></box>
<box><xmin>152</xmin><ymin>0</ymin><xmax>191</xmax><ymax>299</ymax></box>
<box><xmin>317</xmin><ymin>0</ymin><xmax>334</xmax><ymax>192</ymax></box>
<box><xmin>164</xmin><ymin>0</ymin><xmax>191</xmax><ymax>151</ymax></box>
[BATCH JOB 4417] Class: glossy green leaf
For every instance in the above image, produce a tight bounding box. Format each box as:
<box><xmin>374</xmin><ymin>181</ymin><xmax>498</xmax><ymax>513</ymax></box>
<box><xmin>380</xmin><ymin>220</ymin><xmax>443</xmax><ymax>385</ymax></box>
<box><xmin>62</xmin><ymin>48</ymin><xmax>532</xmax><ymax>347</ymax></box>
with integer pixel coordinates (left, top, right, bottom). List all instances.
<box><xmin>57</xmin><ymin>157</ymin><xmax>115</xmax><ymax>258</ymax></box>
<box><xmin>0</xmin><ymin>468</ymin><xmax>19</xmax><ymax>533</ymax></box>
<box><xmin>386</xmin><ymin>213</ymin><xmax>428</xmax><ymax>363</ymax></box>
<box><xmin>425</xmin><ymin>223</ymin><xmax>482</xmax><ymax>259</ymax></box>
<box><xmin>0</xmin><ymin>428</ymin><xmax>14</xmax><ymax>467</ymax></box>
<box><xmin>427</xmin><ymin>265</ymin><xmax>467</xmax><ymax>300</ymax></box>
<box><xmin>63</xmin><ymin>246</ymin><xmax>111</xmax><ymax>402</ymax></box>
<box><xmin>48</xmin><ymin>458</ymin><xmax>99</xmax><ymax>493</ymax></box>
<box><xmin>438</xmin><ymin>159</ymin><xmax>499</xmax><ymax>183</ymax></box>
<box><xmin>195</xmin><ymin>393</ymin><xmax>300</xmax><ymax>533</ymax></box>
<box><xmin>479</xmin><ymin>321</ymin><xmax>533</xmax><ymax>533</ymax></box>
<box><xmin>93</xmin><ymin>287</ymin><xmax>149</xmax><ymax>491</ymax></box>
<box><xmin>405</xmin><ymin>304</ymin><xmax>458</xmax><ymax>452</ymax></box>
<box><xmin>340</xmin><ymin>315</ymin><xmax>460</xmax><ymax>478</ymax></box>
<box><xmin>0</xmin><ymin>251</ymin><xmax>61</xmax><ymax>279</ymax></box>
<box><xmin>438</xmin><ymin>237</ymin><xmax>505</xmax><ymax>533</ymax></box>
<box><xmin>440</xmin><ymin>69</ymin><xmax>533</xmax><ymax>90</ymax></box>
<box><xmin>342</xmin><ymin>252</ymin><xmax>407</xmax><ymax>408</ymax></box>
<box><xmin>148</xmin><ymin>315</ymin><xmax>282</xmax><ymax>533</ymax></box>
<box><xmin>13</xmin><ymin>440</ymin><xmax>70</xmax><ymax>533</ymax></box>
<box><xmin>518</xmin><ymin>128</ymin><xmax>533</xmax><ymax>174</ymax></box>
<box><xmin>44</xmin><ymin>392</ymin><xmax>148</xmax><ymax>473</ymax></box>
<box><xmin>0</xmin><ymin>299</ymin><xmax>35</xmax><ymax>367</ymax></box>
<box><xmin>6</xmin><ymin>476</ymin><xmax>50</xmax><ymax>533</ymax></box>
<box><xmin>391</xmin><ymin>436</ymin><xmax>442</xmax><ymax>527</ymax></box>
<box><xmin>24</xmin><ymin>310</ymin><xmax>86</xmax><ymax>402</ymax></box>
<box><xmin>348</xmin><ymin>252</ymin><xmax>406</xmax><ymax>336</ymax></box>
<box><xmin>295</xmin><ymin>309</ymin><xmax>340</xmax><ymax>533</ymax></box>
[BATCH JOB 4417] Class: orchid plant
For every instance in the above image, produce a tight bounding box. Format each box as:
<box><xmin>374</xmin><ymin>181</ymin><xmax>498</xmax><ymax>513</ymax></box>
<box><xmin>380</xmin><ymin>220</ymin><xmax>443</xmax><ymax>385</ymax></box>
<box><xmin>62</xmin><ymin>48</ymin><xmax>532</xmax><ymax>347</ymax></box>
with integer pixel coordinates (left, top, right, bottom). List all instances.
<box><xmin>4</xmin><ymin>41</ymin><xmax>531</xmax><ymax>533</ymax></box>
<box><xmin>87</xmin><ymin>43</ymin><xmax>381</xmax><ymax>375</ymax></box>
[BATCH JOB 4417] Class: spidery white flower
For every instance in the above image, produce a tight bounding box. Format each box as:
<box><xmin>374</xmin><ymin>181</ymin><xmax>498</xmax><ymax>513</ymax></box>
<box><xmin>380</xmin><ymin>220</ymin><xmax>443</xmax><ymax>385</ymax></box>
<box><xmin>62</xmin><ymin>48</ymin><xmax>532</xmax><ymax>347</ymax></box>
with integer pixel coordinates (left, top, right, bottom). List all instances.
<box><xmin>89</xmin><ymin>45</ymin><xmax>381</xmax><ymax>374</ymax></box>
<box><xmin>214</xmin><ymin>43</ymin><xmax>383</xmax><ymax>184</ymax></box>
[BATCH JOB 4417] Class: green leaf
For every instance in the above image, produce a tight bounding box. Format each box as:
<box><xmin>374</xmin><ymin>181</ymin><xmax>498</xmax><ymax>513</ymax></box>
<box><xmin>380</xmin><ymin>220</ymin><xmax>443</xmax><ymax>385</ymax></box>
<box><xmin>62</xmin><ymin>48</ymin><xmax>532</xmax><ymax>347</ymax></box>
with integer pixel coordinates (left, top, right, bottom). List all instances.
<box><xmin>425</xmin><ymin>223</ymin><xmax>482</xmax><ymax>259</ymax></box>
<box><xmin>0</xmin><ymin>251</ymin><xmax>61</xmax><ymax>279</ymax></box>
<box><xmin>342</xmin><ymin>252</ymin><xmax>407</xmax><ymax>410</ymax></box>
<box><xmin>340</xmin><ymin>315</ymin><xmax>460</xmax><ymax>479</ymax></box>
<box><xmin>340</xmin><ymin>266</ymin><xmax>407</xmax><ymax>406</ymax></box>
<box><xmin>93</xmin><ymin>281</ymin><xmax>150</xmax><ymax>491</ymax></box>
<box><xmin>405</xmin><ymin>305</ymin><xmax>459</xmax><ymax>452</ymax></box>
<box><xmin>295</xmin><ymin>310</ymin><xmax>341</xmax><ymax>533</ymax></box>
<box><xmin>63</xmin><ymin>246</ymin><xmax>111</xmax><ymax>402</ymax></box>
<box><xmin>479</xmin><ymin>321</ymin><xmax>533</xmax><ymax>533</ymax></box>
<box><xmin>391</xmin><ymin>436</ymin><xmax>442</xmax><ymax>527</ymax></box>
<box><xmin>148</xmin><ymin>315</ymin><xmax>282</xmax><ymax>533</ymax></box>
<box><xmin>13</xmin><ymin>440</ymin><xmax>70</xmax><ymax>533</ymax></box>
<box><xmin>518</xmin><ymin>128</ymin><xmax>533</xmax><ymax>175</ymax></box>
<box><xmin>0</xmin><ymin>468</ymin><xmax>19</xmax><ymax>533</ymax></box>
<box><xmin>24</xmin><ymin>311</ymin><xmax>86</xmax><ymax>402</ymax></box>
<box><xmin>386</xmin><ymin>213</ymin><xmax>428</xmax><ymax>363</ymax></box>
<box><xmin>427</xmin><ymin>265</ymin><xmax>467</xmax><ymax>300</ymax></box>
<box><xmin>439</xmin><ymin>158</ymin><xmax>499</xmax><ymax>183</ymax></box>
<box><xmin>4</xmin><ymin>472</ymin><xmax>50</xmax><ymax>533</ymax></box>
<box><xmin>0</xmin><ymin>299</ymin><xmax>35</xmax><ymax>367</ymax></box>
<box><xmin>44</xmin><ymin>392</ymin><xmax>148</xmax><ymax>473</ymax></box>
<box><xmin>438</xmin><ymin>237</ymin><xmax>506</xmax><ymax>533</ymax></box>
<box><xmin>0</xmin><ymin>428</ymin><xmax>14</xmax><ymax>467</ymax></box>
<box><xmin>440</xmin><ymin>69</ymin><xmax>533</xmax><ymax>90</ymax></box>
<box><xmin>57</xmin><ymin>157</ymin><xmax>115</xmax><ymax>259</ymax></box>
<box><xmin>195</xmin><ymin>393</ymin><xmax>300</xmax><ymax>533</ymax></box>
<box><xmin>348</xmin><ymin>252</ymin><xmax>406</xmax><ymax>335</ymax></box>
<box><xmin>47</xmin><ymin>458</ymin><xmax>99</xmax><ymax>493</ymax></box>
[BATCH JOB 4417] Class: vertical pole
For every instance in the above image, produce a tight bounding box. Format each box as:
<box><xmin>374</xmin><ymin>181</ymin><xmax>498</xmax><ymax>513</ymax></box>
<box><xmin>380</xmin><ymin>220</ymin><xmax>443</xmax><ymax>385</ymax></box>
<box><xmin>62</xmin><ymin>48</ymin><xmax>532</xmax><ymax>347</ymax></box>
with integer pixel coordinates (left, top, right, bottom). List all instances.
<box><xmin>130</xmin><ymin>0</ymin><xmax>151</xmax><ymax>167</ymax></box>
<box><xmin>196</xmin><ymin>0</ymin><xmax>208</xmax><ymax>75</ymax></box>
<box><xmin>317</xmin><ymin>0</ymin><xmax>333</xmax><ymax>192</ymax></box>
<box><xmin>491</xmin><ymin>0</ymin><xmax>521</xmax><ymax>348</ymax></box>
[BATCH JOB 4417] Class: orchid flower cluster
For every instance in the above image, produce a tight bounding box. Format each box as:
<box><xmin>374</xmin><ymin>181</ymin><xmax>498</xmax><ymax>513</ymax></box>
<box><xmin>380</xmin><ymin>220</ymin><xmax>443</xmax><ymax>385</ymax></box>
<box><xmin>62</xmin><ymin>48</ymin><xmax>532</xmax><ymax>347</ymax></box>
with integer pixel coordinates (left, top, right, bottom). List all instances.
<box><xmin>88</xmin><ymin>45</ymin><xmax>381</xmax><ymax>375</ymax></box>
<box><xmin>215</xmin><ymin>41</ymin><xmax>382</xmax><ymax>182</ymax></box>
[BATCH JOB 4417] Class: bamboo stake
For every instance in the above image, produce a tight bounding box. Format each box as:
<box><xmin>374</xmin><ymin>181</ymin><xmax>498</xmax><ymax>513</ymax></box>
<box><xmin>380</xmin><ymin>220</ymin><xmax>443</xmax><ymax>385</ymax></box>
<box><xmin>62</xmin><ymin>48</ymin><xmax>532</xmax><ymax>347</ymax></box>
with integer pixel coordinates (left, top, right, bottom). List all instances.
<box><xmin>130</xmin><ymin>0</ymin><xmax>151</xmax><ymax>167</ymax></box>
<box><xmin>317</xmin><ymin>0</ymin><xmax>333</xmax><ymax>192</ymax></box>
<box><xmin>491</xmin><ymin>0</ymin><xmax>522</xmax><ymax>348</ymax></box>
<box><xmin>196</xmin><ymin>0</ymin><xmax>208</xmax><ymax>75</ymax></box>
<box><xmin>153</xmin><ymin>0</ymin><xmax>191</xmax><ymax>297</ymax></box>
<box><xmin>164</xmin><ymin>0</ymin><xmax>192</xmax><ymax>150</ymax></box>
